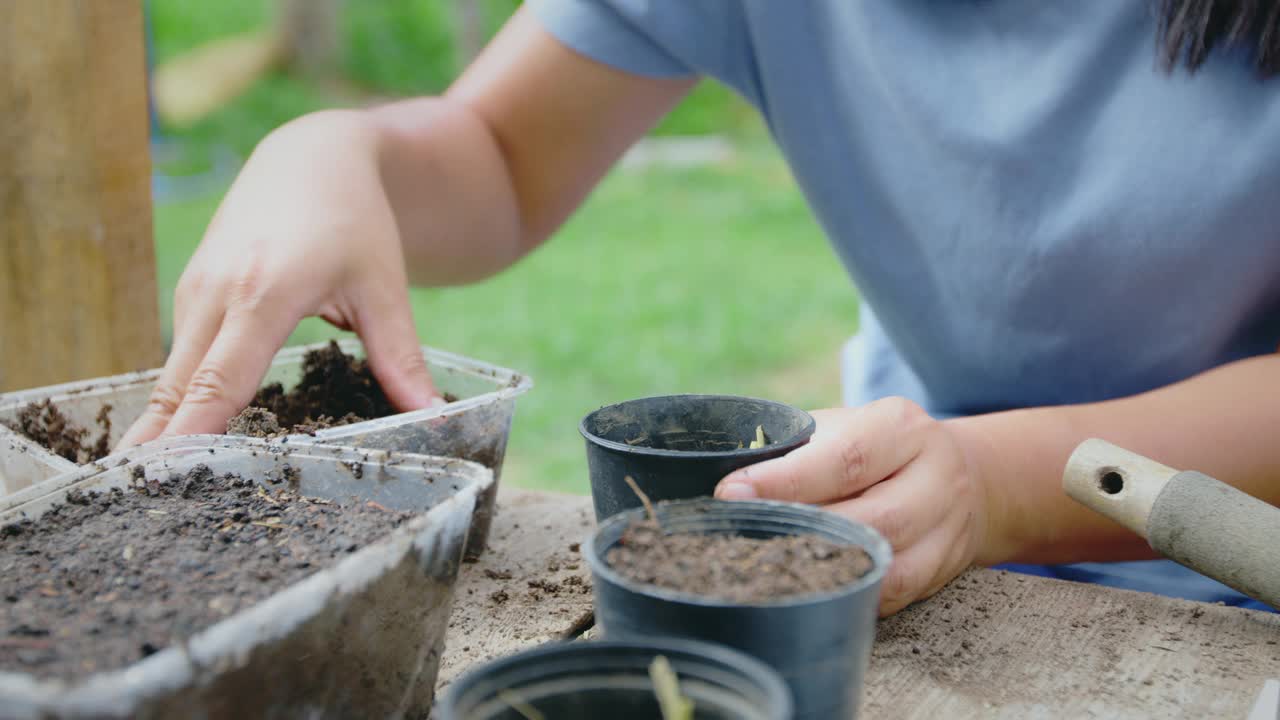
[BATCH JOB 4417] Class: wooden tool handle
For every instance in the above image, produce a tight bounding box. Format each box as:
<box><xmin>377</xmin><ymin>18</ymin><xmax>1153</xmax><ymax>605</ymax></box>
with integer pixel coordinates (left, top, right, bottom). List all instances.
<box><xmin>1062</xmin><ymin>439</ymin><xmax>1180</xmax><ymax>539</ymax></box>
<box><xmin>1063</xmin><ymin>439</ymin><xmax>1280</xmax><ymax>609</ymax></box>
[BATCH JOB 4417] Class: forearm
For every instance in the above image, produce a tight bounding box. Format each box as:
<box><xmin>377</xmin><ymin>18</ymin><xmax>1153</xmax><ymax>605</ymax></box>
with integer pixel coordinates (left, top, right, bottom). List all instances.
<box><xmin>952</xmin><ymin>354</ymin><xmax>1280</xmax><ymax>565</ymax></box>
<box><xmin>370</xmin><ymin>7</ymin><xmax>694</xmax><ymax>286</ymax></box>
<box><xmin>368</xmin><ymin>97</ymin><xmax>525</xmax><ymax>286</ymax></box>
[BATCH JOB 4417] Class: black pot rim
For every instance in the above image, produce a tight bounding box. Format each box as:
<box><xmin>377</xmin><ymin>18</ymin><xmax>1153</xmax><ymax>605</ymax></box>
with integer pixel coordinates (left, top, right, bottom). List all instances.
<box><xmin>579</xmin><ymin>394</ymin><xmax>817</xmax><ymax>459</ymax></box>
<box><xmin>438</xmin><ymin>636</ymin><xmax>794</xmax><ymax>719</ymax></box>
<box><xmin>585</xmin><ymin>498</ymin><xmax>892</xmax><ymax>609</ymax></box>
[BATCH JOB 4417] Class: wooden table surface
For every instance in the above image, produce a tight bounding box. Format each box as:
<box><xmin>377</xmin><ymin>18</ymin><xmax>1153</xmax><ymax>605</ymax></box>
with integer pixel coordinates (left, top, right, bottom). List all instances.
<box><xmin>438</xmin><ymin>489</ymin><xmax>1280</xmax><ymax>718</ymax></box>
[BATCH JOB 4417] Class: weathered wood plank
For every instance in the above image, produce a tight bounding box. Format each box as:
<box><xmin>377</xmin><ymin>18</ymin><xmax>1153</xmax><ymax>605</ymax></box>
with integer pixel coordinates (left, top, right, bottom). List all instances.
<box><xmin>867</xmin><ymin>568</ymin><xmax>1280</xmax><ymax>719</ymax></box>
<box><xmin>0</xmin><ymin>1</ymin><xmax>162</xmax><ymax>392</ymax></box>
<box><xmin>437</xmin><ymin>489</ymin><xmax>596</xmax><ymax>690</ymax></box>
<box><xmin>435</xmin><ymin>491</ymin><xmax>1279</xmax><ymax>717</ymax></box>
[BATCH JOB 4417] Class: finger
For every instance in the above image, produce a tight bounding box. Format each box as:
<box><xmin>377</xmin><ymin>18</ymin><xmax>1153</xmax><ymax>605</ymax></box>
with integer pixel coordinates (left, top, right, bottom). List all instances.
<box><xmin>160</xmin><ymin>307</ymin><xmax>297</xmax><ymax>437</ymax></box>
<box><xmin>117</xmin><ymin>305</ymin><xmax>223</xmax><ymax>450</ymax></box>
<box><xmin>715</xmin><ymin>397</ymin><xmax>929</xmax><ymax>504</ymax></box>
<box><xmin>876</xmin><ymin>522</ymin><xmax>969</xmax><ymax>616</ymax></box>
<box><xmin>822</xmin><ymin>459</ymin><xmax>953</xmax><ymax>552</ymax></box>
<box><xmin>351</xmin><ymin>287</ymin><xmax>441</xmax><ymax>412</ymax></box>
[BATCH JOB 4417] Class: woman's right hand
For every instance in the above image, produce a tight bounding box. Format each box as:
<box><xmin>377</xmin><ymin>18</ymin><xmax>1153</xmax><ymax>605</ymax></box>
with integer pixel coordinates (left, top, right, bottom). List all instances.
<box><xmin>118</xmin><ymin>110</ymin><xmax>442</xmax><ymax>449</ymax></box>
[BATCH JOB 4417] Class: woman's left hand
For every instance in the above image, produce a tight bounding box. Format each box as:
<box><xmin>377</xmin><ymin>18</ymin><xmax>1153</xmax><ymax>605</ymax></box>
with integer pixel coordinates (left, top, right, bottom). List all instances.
<box><xmin>714</xmin><ymin>397</ymin><xmax>994</xmax><ymax>615</ymax></box>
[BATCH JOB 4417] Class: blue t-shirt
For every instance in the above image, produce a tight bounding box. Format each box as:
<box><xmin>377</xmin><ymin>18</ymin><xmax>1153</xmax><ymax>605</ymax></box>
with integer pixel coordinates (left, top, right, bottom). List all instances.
<box><xmin>529</xmin><ymin>0</ymin><xmax>1280</xmax><ymax>609</ymax></box>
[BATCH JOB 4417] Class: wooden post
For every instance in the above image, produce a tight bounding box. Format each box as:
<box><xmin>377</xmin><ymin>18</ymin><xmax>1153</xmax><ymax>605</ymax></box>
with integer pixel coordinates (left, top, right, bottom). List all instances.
<box><xmin>0</xmin><ymin>1</ymin><xmax>162</xmax><ymax>392</ymax></box>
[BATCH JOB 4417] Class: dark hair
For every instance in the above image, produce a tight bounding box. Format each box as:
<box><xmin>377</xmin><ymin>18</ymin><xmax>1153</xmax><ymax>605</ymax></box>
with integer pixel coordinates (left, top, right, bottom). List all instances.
<box><xmin>1156</xmin><ymin>0</ymin><xmax>1280</xmax><ymax>77</ymax></box>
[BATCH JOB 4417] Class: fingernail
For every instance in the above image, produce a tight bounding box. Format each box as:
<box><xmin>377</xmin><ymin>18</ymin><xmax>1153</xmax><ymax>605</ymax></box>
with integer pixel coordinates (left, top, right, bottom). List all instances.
<box><xmin>428</xmin><ymin>396</ymin><xmax>449</xmax><ymax>409</ymax></box>
<box><xmin>716</xmin><ymin>481</ymin><xmax>758</xmax><ymax>500</ymax></box>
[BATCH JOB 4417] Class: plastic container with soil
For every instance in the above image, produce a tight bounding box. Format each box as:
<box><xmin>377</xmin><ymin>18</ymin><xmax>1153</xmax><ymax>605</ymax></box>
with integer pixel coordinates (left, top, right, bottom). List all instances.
<box><xmin>0</xmin><ymin>436</ymin><xmax>492</xmax><ymax>719</ymax></box>
<box><xmin>580</xmin><ymin>394</ymin><xmax>815</xmax><ymax>521</ymax></box>
<box><xmin>585</xmin><ymin>498</ymin><xmax>892</xmax><ymax>720</ymax></box>
<box><xmin>436</xmin><ymin>637</ymin><xmax>793</xmax><ymax>720</ymax></box>
<box><xmin>0</xmin><ymin>338</ymin><xmax>531</xmax><ymax>558</ymax></box>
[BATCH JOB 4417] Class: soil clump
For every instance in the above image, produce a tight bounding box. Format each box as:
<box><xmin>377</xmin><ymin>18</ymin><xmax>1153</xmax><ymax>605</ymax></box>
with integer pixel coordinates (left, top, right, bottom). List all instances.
<box><xmin>227</xmin><ymin>341</ymin><xmax>457</xmax><ymax>438</ymax></box>
<box><xmin>4</xmin><ymin>401</ymin><xmax>112</xmax><ymax>464</ymax></box>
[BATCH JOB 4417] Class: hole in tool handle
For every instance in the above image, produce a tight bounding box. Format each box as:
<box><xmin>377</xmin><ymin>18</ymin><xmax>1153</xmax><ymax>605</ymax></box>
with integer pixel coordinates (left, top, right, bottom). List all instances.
<box><xmin>1098</xmin><ymin>469</ymin><xmax>1125</xmax><ymax>495</ymax></box>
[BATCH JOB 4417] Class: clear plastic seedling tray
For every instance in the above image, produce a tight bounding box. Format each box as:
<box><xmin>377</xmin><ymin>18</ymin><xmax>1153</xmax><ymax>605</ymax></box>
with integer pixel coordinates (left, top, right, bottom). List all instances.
<box><xmin>0</xmin><ymin>339</ymin><xmax>531</xmax><ymax>557</ymax></box>
<box><xmin>0</xmin><ymin>435</ymin><xmax>493</xmax><ymax>719</ymax></box>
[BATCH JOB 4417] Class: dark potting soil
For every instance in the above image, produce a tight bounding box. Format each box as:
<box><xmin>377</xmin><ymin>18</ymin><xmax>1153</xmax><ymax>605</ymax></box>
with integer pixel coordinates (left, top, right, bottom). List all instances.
<box><xmin>224</xmin><ymin>406</ymin><xmax>283</xmax><ymax>437</ymax></box>
<box><xmin>227</xmin><ymin>341</ymin><xmax>458</xmax><ymax>438</ymax></box>
<box><xmin>3</xmin><ymin>400</ymin><xmax>113</xmax><ymax>464</ymax></box>
<box><xmin>0</xmin><ymin>464</ymin><xmax>412</xmax><ymax>680</ymax></box>
<box><xmin>607</xmin><ymin>520</ymin><xmax>873</xmax><ymax>604</ymax></box>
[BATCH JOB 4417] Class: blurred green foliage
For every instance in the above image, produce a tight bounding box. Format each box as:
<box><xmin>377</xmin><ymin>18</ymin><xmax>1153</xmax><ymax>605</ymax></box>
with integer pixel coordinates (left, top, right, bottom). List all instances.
<box><xmin>150</xmin><ymin>0</ymin><xmax>756</xmax><ymax>164</ymax></box>
<box><xmin>343</xmin><ymin>0</ymin><xmax>521</xmax><ymax>93</ymax></box>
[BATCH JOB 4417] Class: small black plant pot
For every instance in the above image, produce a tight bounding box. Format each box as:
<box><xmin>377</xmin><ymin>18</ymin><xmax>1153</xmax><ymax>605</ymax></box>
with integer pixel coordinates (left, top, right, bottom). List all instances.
<box><xmin>585</xmin><ymin>499</ymin><xmax>891</xmax><ymax>720</ymax></box>
<box><xmin>580</xmin><ymin>394</ymin><xmax>816</xmax><ymax>521</ymax></box>
<box><xmin>435</xmin><ymin>637</ymin><xmax>793</xmax><ymax>720</ymax></box>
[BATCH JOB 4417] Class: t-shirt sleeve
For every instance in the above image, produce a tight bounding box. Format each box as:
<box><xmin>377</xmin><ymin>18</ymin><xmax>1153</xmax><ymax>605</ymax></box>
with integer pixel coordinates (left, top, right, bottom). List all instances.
<box><xmin>526</xmin><ymin>0</ymin><xmax>696</xmax><ymax>78</ymax></box>
<box><xmin>526</xmin><ymin>1</ymin><xmax>763</xmax><ymax>107</ymax></box>
<box><xmin>532</xmin><ymin>0</ymin><xmax>757</xmax><ymax>78</ymax></box>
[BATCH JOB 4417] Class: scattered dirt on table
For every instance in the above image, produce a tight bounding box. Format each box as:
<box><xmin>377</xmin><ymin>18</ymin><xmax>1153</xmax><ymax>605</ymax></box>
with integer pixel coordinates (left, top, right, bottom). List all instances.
<box><xmin>0</xmin><ymin>463</ymin><xmax>411</xmax><ymax>680</ymax></box>
<box><xmin>528</xmin><ymin>579</ymin><xmax>561</xmax><ymax>596</ymax></box>
<box><xmin>563</xmin><ymin>576</ymin><xmax>590</xmax><ymax>594</ymax></box>
<box><xmin>606</xmin><ymin>519</ymin><xmax>873</xmax><ymax>603</ymax></box>
<box><xmin>4</xmin><ymin>401</ymin><xmax>113</xmax><ymax>464</ymax></box>
<box><xmin>226</xmin><ymin>341</ymin><xmax>458</xmax><ymax>438</ymax></box>
<box><xmin>866</xmin><ymin>568</ymin><xmax>1280</xmax><ymax>714</ymax></box>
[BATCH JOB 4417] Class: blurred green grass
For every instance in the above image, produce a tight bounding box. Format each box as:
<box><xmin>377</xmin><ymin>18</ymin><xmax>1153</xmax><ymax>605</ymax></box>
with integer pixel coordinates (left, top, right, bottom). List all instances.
<box><xmin>149</xmin><ymin>0</ymin><xmax>755</xmax><ymax>166</ymax></box>
<box><xmin>150</xmin><ymin>1</ymin><xmax>859</xmax><ymax>493</ymax></box>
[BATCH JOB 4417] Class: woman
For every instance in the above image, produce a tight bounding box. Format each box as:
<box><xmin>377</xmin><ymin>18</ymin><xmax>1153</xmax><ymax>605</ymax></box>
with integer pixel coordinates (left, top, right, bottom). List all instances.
<box><xmin>123</xmin><ymin>1</ymin><xmax>1280</xmax><ymax>613</ymax></box>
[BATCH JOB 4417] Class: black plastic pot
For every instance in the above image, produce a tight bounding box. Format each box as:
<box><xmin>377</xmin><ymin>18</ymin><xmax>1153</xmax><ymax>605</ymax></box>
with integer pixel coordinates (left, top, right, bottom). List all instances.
<box><xmin>436</xmin><ymin>637</ymin><xmax>793</xmax><ymax>720</ymax></box>
<box><xmin>585</xmin><ymin>499</ymin><xmax>892</xmax><ymax>720</ymax></box>
<box><xmin>580</xmin><ymin>394</ymin><xmax>816</xmax><ymax>521</ymax></box>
